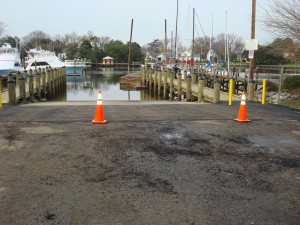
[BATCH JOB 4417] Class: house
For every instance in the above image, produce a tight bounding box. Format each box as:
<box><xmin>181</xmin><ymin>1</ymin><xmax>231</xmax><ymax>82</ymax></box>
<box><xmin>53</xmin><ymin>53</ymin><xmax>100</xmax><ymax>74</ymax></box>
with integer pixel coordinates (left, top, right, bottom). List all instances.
<box><xmin>102</xmin><ymin>56</ymin><xmax>114</xmax><ymax>65</ymax></box>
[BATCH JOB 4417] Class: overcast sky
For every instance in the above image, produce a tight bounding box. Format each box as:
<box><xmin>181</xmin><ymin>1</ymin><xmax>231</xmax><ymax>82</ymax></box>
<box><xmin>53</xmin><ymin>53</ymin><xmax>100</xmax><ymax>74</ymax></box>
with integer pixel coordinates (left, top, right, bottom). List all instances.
<box><xmin>1</xmin><ymin>0</ymin><xmax>272</xmax><ymax>47</ymax></box>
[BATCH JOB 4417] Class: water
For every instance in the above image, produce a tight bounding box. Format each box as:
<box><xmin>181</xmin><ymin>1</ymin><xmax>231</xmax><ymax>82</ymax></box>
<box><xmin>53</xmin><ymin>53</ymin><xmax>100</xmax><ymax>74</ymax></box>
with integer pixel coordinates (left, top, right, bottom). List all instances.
<box><xmin>66</xmin><ymin>69</ymin><xmax>141</xmax><ymax>101</ymax></box>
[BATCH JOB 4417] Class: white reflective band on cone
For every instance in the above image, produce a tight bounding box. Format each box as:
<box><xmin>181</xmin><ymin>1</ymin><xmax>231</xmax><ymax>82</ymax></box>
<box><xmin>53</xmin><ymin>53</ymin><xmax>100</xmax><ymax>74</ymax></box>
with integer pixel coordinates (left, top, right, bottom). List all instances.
<box><xmin>241</xmin><ymin>95</ymin><xmax>246</xmax><ymax>100</ymax></box>
<box><xmin>97</xmin><ymin>100</ymin><xmax>103</xmax><ymax>105</ymax></box>
<box><xmin>241</xmin><ymin>100</ymin><xmax>246</xmax><ymax>105</ymax></box>
<box><xmin>98</xmin><ymin>94</ymin><xmax>102</xmax><ymax>99</ymax></box>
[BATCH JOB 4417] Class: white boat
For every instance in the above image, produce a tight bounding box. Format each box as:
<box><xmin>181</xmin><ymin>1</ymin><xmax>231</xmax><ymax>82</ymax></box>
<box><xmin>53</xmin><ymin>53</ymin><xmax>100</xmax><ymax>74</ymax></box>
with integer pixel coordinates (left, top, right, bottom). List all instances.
<box><xmin>64</xmin><ymin>59</ymin><xmax>86</xmax><ymax>75</ymax></box>
<box><xmin>0</xmin><ymin>43</ymin><xmax>23</xmax><ymax>76</ymax></box>
<box><xmin>25</xmin><ymin>49</ymin><xmax>86</xmax><ymax>75</ymax></box>
<box><xmin>25</xmin><ymin>48</ymin><xmax>65</xmax><ymax>71</ymax></box>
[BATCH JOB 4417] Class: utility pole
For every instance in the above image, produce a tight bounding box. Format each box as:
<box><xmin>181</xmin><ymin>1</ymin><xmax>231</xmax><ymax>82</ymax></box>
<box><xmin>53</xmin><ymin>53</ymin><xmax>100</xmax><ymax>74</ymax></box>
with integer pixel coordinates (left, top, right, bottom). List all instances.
<box><xmin>248</xmin><ymin>0</ymin><xmax>256</xmax><ymax>100</ymax></box>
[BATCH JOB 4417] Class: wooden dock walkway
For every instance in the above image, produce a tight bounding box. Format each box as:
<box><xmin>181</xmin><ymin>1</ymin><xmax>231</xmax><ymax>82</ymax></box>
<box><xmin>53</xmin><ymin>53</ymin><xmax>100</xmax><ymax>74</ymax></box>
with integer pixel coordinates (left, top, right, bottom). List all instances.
<box><xmin>138</xmin><ymin>68</ymin><xmax>241</xmax><ymax>103</ymax></box>
<box><xmin>0</xmin><ymin>67</ymin><xmax>66</xmax><ymax>105</ymax></box>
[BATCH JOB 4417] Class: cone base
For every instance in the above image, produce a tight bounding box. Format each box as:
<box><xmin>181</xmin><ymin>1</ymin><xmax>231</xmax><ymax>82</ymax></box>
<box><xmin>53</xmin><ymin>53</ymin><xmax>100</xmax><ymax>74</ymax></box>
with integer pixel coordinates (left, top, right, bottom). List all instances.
<box><xmin>234</xmin><ymin>118</ymin><xmax>250</xmax><ymax>122</ymax></box>
<box><xmin>92</xmin><ymin>119</ymin><xmax>107</xmax><ymax>124</ymax></box>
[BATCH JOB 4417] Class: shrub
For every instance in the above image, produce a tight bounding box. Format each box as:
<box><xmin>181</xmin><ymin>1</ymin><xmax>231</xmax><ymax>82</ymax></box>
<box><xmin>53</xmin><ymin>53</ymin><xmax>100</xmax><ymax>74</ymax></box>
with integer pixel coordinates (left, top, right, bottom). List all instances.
<box><xmin>283</xmin><ymin>76</ymin><xmax>300</xmax><ymax>90</ymax></box>
<box><xmin>266</xmin><ymin>80</ymin><xmax>278</xmax><ymax>92</ymax></box>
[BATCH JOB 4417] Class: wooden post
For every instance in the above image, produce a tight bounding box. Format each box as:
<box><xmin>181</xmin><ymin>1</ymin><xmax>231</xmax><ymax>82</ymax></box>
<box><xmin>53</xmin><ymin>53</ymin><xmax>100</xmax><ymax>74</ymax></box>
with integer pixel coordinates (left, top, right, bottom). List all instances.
<box><xmin>184</xmin><ymin>70</ymin><xmax>187</xmax><ymax>82</ymax></box>
<box><xmin>192</xmin><ymin>71</ymin><xmax>197</xmax><ymax>84</ymax></box>
<box><xmin>145</xmin><ymin>68</ymin><xmax>149</xmax><ymax>86</ymax></box>
<box><xmin>15</xmin><ymin>72</ymin><xmax>20</xmax><ymax>86</ymax></box>
<box><xmin>149</xmin><ymin>69</ymin><xmax>153</xmax><ymax>93</ymax></box>
<box><xmin>186</xmin><ymin>76</ymin><xmax>192</xmax><ymax>102</ymax></box>
<box><xmin>51</xmin><ymin>68</ymin><xmax>55</xmax><ymax>99</ymax></box>
<box><xmin>163</xmin><ymin>69</ymin><xmax>167</xmax><ymax>99</ymax></box>
<box><xmin>41</xmin><ymin>68</ymin><xmax>46</xmax><ymax>98</ymax></box>
<box><xmin>46</xmin><ymin>67</ymin><xmax>51</xmax><ymax>100</ymax></box>
<box><xmin>7</xmin><ymin>73</ymin><xmax>16</xmax><ymax>105</ymax></box>
<box><xmin>142</xmin><ymin>67</ymin><xmax>146</xmax><ymax>85</ymax></box>
<box><xmin>177</xmin><ymin>74</ymin><xmax>182</xmax><ymax>101</ymax></box>
<box><xmin>28</xmin><ymin>69</ymin><xmax>34</xmax><ymax>101</ymax></box>
<box><xmin>170</xmin><ymin>71</ymin><xmax>174</xmax><ymax>100</ymax></box>
<box><xmin>24</xmin><ymin>70</ymin><xmax>28</xmax><ymax>82</ymax></box>
<box><xmin>18</xmin><ymin>72</ymin><xmax>26</xmax><ymax>103</ymax></box>
<box><xmin>154</xmin><ymin>69</ymin><xmax>157</xmax><ymax>94</ymax></box>
<box><xmin>35</xmin><ymin>69</ymin><xmax>41</xmax><ymax>101</ymax></box>
<box><xmin>158</xmin><ymin>69</ymin><xmax>162</xmax><ymax>95</ymax></box>
<box><xmin>213</xmin><ymin>80</ymin><xmax>221</xmax><ymax>103</ymax></box>
<box><xmin>198</xmin><ymin>78</ymin><xmax>205</xmax><ymax>102</ymax></box>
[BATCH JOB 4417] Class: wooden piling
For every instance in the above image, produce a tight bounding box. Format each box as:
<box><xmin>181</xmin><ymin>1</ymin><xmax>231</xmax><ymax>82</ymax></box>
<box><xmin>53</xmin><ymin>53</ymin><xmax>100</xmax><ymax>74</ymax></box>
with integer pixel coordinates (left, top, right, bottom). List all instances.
<box><xmin>213</xmin><ymin>81</ymin><xmax>221</xmax><ymax>103</ymax></box>
<box><xmin>186</xmin><ymin>76</ymin><xmax>192</xmax><ymax>102</ymax></box>
<box><xmin>169</xmin><ymin>70</ymin><xmax>174</xmax><ymax>100</ymax></box>
<box><xmin>163</xmin><ymin>69</ymin><xmax>167</xmax><ymax>99</ymax></box>
<box><xmin>18</xmin><ymin>72</ymin><xmax>26</xmax><ymax>103</ymax></box>
<box><xmin>177</xmin><ymin>74</ymin><xmax>182</xmax><ymax>101</ymax></box>
<box><xmin>198</xmin><ymin>78</ymin><xmax>205</xmax><ymax>102</ymax></box>
<box><xmin>7</xmin><ymin>74</ymin><xmax>16</xmax><ymax>105</ymax></box>
<box><xmin>28</xmin><ymin>70</ymin><xmax>34</xmax><ymax>101</ymax></box>
<box><xmin>154</xmin><ymin>69</ymin><xmax>157</xmax><ymax>94</ymax></box>
<box><xmin>35</xmin><ymin>70</ymin><xmax>41</xmax><ymax>101</ymax></box>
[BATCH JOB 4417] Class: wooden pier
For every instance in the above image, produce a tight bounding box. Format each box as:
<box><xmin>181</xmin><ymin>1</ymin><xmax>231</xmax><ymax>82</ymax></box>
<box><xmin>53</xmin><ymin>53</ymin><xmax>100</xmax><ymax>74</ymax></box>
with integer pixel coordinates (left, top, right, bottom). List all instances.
<box><xmin>0</xmin><ymin>67</ymin><xmax>66</xmax><ymax>105</ymax></box>
<box><xmin>138</xmin><ymin>68</ymin><xmax>242</xmax><ymax>103</ymax></box>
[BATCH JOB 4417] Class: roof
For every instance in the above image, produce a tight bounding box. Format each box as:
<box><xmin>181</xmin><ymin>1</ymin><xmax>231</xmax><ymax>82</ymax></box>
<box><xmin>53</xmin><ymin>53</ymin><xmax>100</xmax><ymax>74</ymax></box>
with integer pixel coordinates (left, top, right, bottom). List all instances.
<box><xmin>103</xmin><ymin>56</ymin><xmax>114</xmax><ymax>60</ymax></box>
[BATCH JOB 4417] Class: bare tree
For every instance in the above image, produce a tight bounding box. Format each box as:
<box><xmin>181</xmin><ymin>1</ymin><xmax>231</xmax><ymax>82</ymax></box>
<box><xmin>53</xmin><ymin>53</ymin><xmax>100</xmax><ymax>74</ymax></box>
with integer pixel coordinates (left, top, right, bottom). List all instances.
<box><xmin>262</xmin><ymin>0</ymin><xmax>300</xmax><ymax>42</ymax></box>
<box><xmin>98</xmin><ymin>36</ymin><xmax>111</xmax><ymax>50</ymax></box>
<box><xmin>22</xmin><ymin>30</ymin><xmax>51</xmax><ymax>48</ymax></box>
<box><xmin>0</xmin><ymin>22</ymin><xmax>6</xmax><ymax>37</ymax></box>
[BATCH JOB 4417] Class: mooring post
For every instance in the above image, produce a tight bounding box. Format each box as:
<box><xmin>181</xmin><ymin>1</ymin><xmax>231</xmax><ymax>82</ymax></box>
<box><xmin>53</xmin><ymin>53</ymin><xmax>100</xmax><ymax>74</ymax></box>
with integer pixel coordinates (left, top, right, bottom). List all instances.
<box><xmin>18</xmin><ymin>71</ymin><xmax>26</xmax><ymax>103</ymax></box>
<box><xmin>184</xmin><ymin>70</ymin><xmax>187</xmax><ymax>82</ymax></box>
<box><xmin>186</xmin><ymin>75</ymin><xmax>192</xmax><ymax>102</ymax></box>
<box><xmin>54</xmin><ymin>68</ymin><xmax>59</xmax><ymax>98</ymax></box>
<box><xmin>28</xmin><ymin>69</ymin><xmax>34</xmax><ymax>102</ymax></box>
<box><xmin>141</xmin><ymin>67</ymin><xmax>145</xmax><ymax>85</ymax></box>
<box><xmin>7</xmin><ymin>73</ymin><xmax>16</xmax><ymax>105</ymax></box>
<box><xmin>192</xmin><ymin>71</ymin><xmax>197</xmax><ymax>85</ymax></box>
<box><xmin>35</xmin><ymin>69</ymin><xmax>41</xmax><ymax>101</ymax></box>
<box><xmin>170</xmin><ymin>70</ymin><xmax>174</xmax><ymax>100</ymax></box>
<box><xmin>24</xmin><ymin>69</ymin><xmax>28</xmax><ymax>82</ymax></box>
<box><xmin>213</xmin><ymin>79</ymin><xmax>221</xmax><ymax>103</ymax></box>
<box><xmin>51</xmin><ymin>68</ymin><xmax>56</xmax><ymax>99</ymax></box>
<box><xmin>46</xmin><ymin>67</ymin><xmax>51</xmax><ymax>100</ymax></box>
<box><xmin>198</xmin><ymin>76</ymin><xmax>205</xmax><ymax>102</ymax></box>
<box><xmin>163</xmin><ymin>69</ymin><xmax>167</xmax><ymax>99</ymax></box>
<box><xmin>177</xmin><ymin>72</ymin><xmax>182</xmax><ymax>101</ymax></box>
<box><xmin>154</xmin><ymin>69</ymin><xmax>157</xmax><ymax>94</ymax></box>
<box><xmin>41</xmin><ymin>68</ymin><xmax>46</xmax><ymax>98</ymax></box>
<box><xmin>145</xmin><ymin>68</ymin><xmax>149</xmax><ymax>86</ymax></box>
<box><xmin>149</xmin><ymin>69</ymin><xmax>153</xmax><ymax>93</ymax></box>
<box><xmin>158</xmin><ymin>69</ymin><xmax>162</xmax><ymax>95</ymax></box>
<box><xmin>15</xmin><ymin>72</ymin><xmax>20</xmax><ymax>86</ymax></box>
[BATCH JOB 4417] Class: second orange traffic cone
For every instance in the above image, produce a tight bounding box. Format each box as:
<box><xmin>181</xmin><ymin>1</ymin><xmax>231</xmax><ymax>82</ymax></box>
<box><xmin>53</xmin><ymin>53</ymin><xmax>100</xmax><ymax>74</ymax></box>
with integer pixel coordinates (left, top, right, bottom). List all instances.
<box><xmin>92</xmin><ymin>90</ymin><xmax>107</xmax><ymax>124</ymax></box>
<box><xmin>234</xmin><ymin>91</ymin><xmax>250</xmax><ymax>122</ymax></box>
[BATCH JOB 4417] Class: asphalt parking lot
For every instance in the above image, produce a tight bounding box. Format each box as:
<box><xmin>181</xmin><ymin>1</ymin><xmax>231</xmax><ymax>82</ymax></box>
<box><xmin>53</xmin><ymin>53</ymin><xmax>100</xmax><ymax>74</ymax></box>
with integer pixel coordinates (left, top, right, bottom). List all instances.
<box><xmin>0</xmin><ymin>101</ymin><xmax>299</xmax><ymax>225</ymax></box>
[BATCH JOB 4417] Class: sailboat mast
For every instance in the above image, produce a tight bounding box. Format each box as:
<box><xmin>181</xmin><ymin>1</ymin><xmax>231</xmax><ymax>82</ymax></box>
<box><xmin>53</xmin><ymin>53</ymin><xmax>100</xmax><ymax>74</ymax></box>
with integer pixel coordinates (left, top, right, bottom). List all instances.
<box><xmin>165</xmin><ymin>19</ymin><xmax>168</xmax><ymax>68</ymax></box>
<box><xmin>175</xmin><ymin>0</ymin><xmax>179</xmax><ymax>62</ymax></box>
<box><xmin>192</xmin><ymin>8</ymin><xmax>195</xmax><ymax>68</ymax></box>
<box><xmin>226</xmin><ymin>11</ymin><xmax>230</xmax><ymax>73</ymax></box>
<box><xmin>225</xmin><ymin>12</ymin><xmax>227</xmax><ymax>63</ymax></box>
<box><xmin>128</xmin><ymin>18</ymin><xmax>133</xmax><ymax>74</ymax></box>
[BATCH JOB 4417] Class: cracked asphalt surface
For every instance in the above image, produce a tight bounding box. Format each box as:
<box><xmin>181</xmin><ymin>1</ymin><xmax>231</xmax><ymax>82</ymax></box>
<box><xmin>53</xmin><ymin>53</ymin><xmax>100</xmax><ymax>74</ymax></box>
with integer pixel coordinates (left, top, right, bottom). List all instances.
<box><xmin>0</xmin><ymin>101</ymin><xmax>299</xmax><ymax>225</ymax></box>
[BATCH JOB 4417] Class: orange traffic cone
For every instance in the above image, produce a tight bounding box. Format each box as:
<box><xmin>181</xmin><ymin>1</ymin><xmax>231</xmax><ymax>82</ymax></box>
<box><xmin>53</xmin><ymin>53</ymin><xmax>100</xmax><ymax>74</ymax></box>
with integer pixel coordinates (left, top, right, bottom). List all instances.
<box><xmin>92</xmin><ymin>90</ymin><xmax>107</xmax><ymax>124</ymax></box>
<box><xmin>234</xmin><ymin>91</ymin><xmax>250</xmax><ymax>122</ymax></box>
